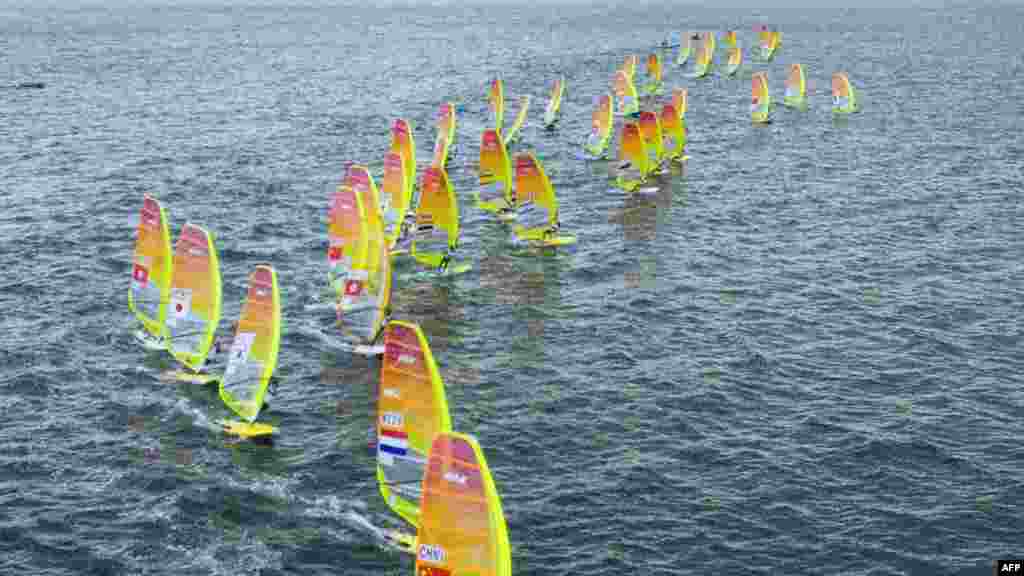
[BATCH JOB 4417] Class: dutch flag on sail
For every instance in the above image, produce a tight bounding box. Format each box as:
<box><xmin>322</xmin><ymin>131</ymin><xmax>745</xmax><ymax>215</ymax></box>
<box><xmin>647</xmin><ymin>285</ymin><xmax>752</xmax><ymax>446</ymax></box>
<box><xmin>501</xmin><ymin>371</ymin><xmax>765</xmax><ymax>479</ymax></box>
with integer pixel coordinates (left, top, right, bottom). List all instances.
<box><xmin>378</xmin><ymin>428</ymin><xmax>408</xmax><ymax>465</ymax></box>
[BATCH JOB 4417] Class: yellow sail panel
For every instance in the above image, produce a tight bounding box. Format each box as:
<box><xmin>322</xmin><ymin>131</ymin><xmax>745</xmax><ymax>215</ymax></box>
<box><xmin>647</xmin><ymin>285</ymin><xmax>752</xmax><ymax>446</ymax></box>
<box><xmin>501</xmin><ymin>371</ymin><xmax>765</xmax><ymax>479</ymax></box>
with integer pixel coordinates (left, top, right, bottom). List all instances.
<box><xmin>389</xmin><ymin>119</ymin><xmax>417</xmax><ymax>205</ymax></box>
<box><xmin>694</xmin><ymin>37</ymin><xmax>710</xmax><ymax>77</ymax></box>
<box><xmin>613</xmin><ymin>70</ymin><xmax>638</xmax><ymax>116</ymax></box>
<box><xmin>832</xmin><ymin>72</ymin><xmax>857</xmax><ymax>113</ymax></box>
<box><xmin>377</xmin><ymin>321</ymin><xmax>453</xmax><ymax>528</ymax></box>
<box><xmin>672</xmin><ymin>87</ymin><xmax>688</xmax><ymax>119</ymax></box>
<box><xmin>219</xmin><ymin>265</ymin><xmax>281</xmax><ymax>422</ymax></box>
<box><xmin>677</xmin><ymin>32</ymin><xmax>695</xmax><ymax>66</ymax></box>
<box><xmin>130</xmin><ymin>195</ymin><xmax>173</xmax><ymax>341</ymax></box>
<box><xmin>166</xmin><ymin>223</ymin><xmax>222</xmax><ymax>371</ymax></box>
<box><xmin>784</xmin><ymin>63</ymin><xmax>806</xmax><ymax>107</ymax></box>
<box><xmin>412</xmin><ymin>167</ymin><xmax>459</xmax><ymax>269</ymax></box>
<box><xmin>488</xmin><ymin>79</ymin><xmax>504</xmax><ymax>133</ymax></box>
<box><xmin>643</xmin><ymin>53</ymin><xmax>663</xmax><ymax>94</ymax></box>
<box><xmin>660</xmin><ymin>103</ymin><xmax>686</xmax><ymax>161</ymax></box>
<box><xmin>584</xmin><ymin>93</ymin><xmax>613</xmax><ymax>157</ymax></box>
<box><xmin>328</xmin><ymin>184</ymin><xmax>368</xmax><ymax>298</ymax></box>
<box><xmin>543</xmin><ymin>77</ymin><xmax>564</xmax><ymax>126</ymax></box>
<box><xmin>503</xmin><ymin>95</ymin><xmax>530</xmax><ymax>146</ymax></box>
<box><xmin>617</xmin><ymin>122</ymin><xmax>649</xmax><ymax>190</ymax></box>
<box><xmin>623</xmin><ymin>54</ymin><xmax>637</xmax><ymax>79</ymax></box>
<box><xmin>705</xmin><ymin>32</ymin><xmax>716</xmax><ymax>63</ymax></box>
<box><xmin>477</xmin><ymin>129</ymin><xmax>512</xmax><ymax>212</ymax></box>
<box><xmin>381</xmin><ymin>152</ymin><xmax>408</xmax><ymax>249</ymax></box>
<box><xmin>724</xmin><ymin>30</ymin><xmax>737</xmax><ymax>46</ymax></box>
<box><xmin>338</xmin><ymin>217</ymin><xmax>391</xmax><ymax>345</ymax></box>
<box><xmin>416</xmin><ymin>432</ymin><xmax>512</xmax><ymax>576</ymax></box>
<box><xmin>638</xmin><ymin>111</ymin><xmax>664</xmax><ymax>168</ymax></box>
<box><xmin>751</xmin><ymin>72</ymin><xmax>771</xmax><ymax>123</ymax></box>
<box><xmin>432</xmin><ymin>104</ymin><xmax>455</xmax><ymax>169</ymax></box>
<box><xmin>758</xmin><ymin>26</ymin><xmax>779</xmax><ymax>60</ymax></box>
<box><xmin>726</xmin><ymin>44</ymin><xmax>742</xmax><ymax>76</ymax></box>
<box><xmin>512</xmin><ymin>152</ymin><xmax>557</xmax><ymax>241</ymax></box>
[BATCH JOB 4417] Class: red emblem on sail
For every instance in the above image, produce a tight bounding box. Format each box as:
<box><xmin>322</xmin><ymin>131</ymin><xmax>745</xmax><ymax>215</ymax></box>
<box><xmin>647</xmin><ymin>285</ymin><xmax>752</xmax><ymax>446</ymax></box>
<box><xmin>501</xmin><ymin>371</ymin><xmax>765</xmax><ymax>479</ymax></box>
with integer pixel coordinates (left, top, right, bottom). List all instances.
<box><xmin>132</xmin><ymin>263</ymin><xmax>149</xmax><ymax>284</ymax></box>
<box><xmin>345</xmin><ymin>280</ymin><xmax>363</xmax><ymax>296</ymax></box>
<box><xmin>328</xmin><ymin>245</ymin><xmax>342</xmax><ymax>261</ymax></box>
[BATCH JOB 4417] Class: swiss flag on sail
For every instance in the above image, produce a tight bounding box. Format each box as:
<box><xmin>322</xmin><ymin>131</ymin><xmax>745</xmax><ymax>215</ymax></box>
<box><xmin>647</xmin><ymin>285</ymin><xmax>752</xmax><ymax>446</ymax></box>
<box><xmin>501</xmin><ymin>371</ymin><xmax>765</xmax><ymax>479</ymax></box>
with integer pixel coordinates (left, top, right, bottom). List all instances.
<box><xmin>132</xmin><ymin>263</ymin><xmax>149</xmax><ymax>285</ymax></box>
<box><xmin>344</xmin><ymin>279</ymin><xmax>363</xmax><ymax>296</ymax></box>
<box><xmin>328</xmin><ymin>245</ymin><xmax>342</xmax><ymax>262</ymax></box>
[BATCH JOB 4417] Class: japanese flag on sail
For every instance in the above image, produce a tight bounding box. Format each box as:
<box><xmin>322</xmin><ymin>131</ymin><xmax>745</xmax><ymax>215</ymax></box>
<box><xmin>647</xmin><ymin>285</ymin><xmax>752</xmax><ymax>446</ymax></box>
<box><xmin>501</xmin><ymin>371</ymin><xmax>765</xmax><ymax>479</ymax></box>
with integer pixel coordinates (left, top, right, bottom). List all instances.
<box><xmin>168</xmin><ymin>288</ymin><xmax>192</xmax><ymax>326</ymax></box>
<box><xmin>132</xmin><ymin>263</ymin><xmax>149</xmax><ymax>285</ymax></box>
<box><xmin>344</xmin><ymin>279</ymin><xmax>363</xmax><ymax>297</ymax></box>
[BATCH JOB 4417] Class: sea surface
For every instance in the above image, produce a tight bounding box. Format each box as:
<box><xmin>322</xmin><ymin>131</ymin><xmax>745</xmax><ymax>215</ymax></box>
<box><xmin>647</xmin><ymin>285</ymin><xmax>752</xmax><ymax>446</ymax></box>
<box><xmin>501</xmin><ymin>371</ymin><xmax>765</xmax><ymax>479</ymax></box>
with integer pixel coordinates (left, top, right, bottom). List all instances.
<box><xmin>1</xmin><ymin>1</ymin><xmax>1022</xmax><ymax>574</ymax></box>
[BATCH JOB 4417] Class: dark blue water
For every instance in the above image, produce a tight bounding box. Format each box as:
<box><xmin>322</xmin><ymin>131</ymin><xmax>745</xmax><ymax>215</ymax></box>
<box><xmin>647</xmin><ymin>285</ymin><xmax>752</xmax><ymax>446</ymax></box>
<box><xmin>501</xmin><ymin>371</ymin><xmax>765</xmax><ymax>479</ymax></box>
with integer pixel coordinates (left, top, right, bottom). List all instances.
<box><xmin>2</xmin><ymin>1</ymin><xmax>1022</xmax><ymax>574</ymax></box>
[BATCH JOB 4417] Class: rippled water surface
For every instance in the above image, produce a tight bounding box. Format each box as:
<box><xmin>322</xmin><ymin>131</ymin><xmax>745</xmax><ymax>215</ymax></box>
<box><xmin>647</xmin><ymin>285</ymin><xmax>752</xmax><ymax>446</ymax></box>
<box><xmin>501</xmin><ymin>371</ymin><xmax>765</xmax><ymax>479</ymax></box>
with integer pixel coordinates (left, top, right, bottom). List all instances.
<box><xmin>2</xmin><ymin>1</ymin><xmax>1022</xmax><ymax>574</ymax></box>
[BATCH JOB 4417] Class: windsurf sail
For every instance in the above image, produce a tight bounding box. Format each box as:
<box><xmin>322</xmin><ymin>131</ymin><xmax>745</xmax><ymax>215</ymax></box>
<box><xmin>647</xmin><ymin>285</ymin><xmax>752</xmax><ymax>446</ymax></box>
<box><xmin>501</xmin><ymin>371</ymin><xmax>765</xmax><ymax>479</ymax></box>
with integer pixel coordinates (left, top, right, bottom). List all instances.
<box><xmin>725</xmin><ymin>42</ymin><xmax>742</xmax><ymax>76</ymax></box>
<box><xmin>758</xmin><ymin>26</ymin><xmax>780</xmax><ymax>61</ymax></box>
<box><xmin>218</xmin><ymin>265</ymin><xmax>281</xmax><ymax>422</ymax></box>
<box><xmin>543</xmin><ymin>77</ymin><xmax>564</xmax><ymax>127</ymax></box>
<box><xmin>476</xmin><ymin>129</ymin><xmax>513</xmax><ymax>212</ymax></box>
<box><xmin>503</xmin><ymin>95</ymin><xmax>530</xmax><ymax>147</ymax></box>
<box><xmin>672</xmin><ymin>87</ymin><xmax>688</xmax><ymax>120</ymax></box>
<box><xmin>661</xmin><ymin>103</ymin><xmax>687</xmax><ymax>161</ymax></box>
<box><xmin>784</xmin><ymin>63</ymin><xmax>807</xmax><ymax>108</ymax></box>
<box><xmin>488</xmin><ymin>79</ymin><xmax>504</xmax><ymax>133</ymax></box>
<box><xmin>623</xmin><ymin>54</ymin><xmax>638</xmax><ymax>79</ymax></box>
<box><xmin>832</xmin><ymin>72</ymin><xmax>858</xmax><ymax>114</ymax></box>
<box><xmin>415</xmin><ymin>432</ymin><xmax>512</xmax><ymax>576</ymax></box>
<box><xmin>638</xmin><ymin>111</ymin><xmax>664</xmax><ymax>170</ymax></box>
<box><xmin>412</xmin><ymin>166</ymin><xmax>460</xmax><ymax>270</ymax></box>
<box><xmin>616</xmin><ymin>122</ymin><xmax>649</xmax><ymax>191</ymax></box>
<box><xmin>431</xmin><ymin>103</ymin><xmax>456</xmax><ymax>170</ymax></box>
<box><xmin>381</xmin><ymin>152</ymin><xmax>409</xmax><ymax>251</ymax></box>
<box><xmin>676</xmin><ymin>32</ymin><xmax>694</xmax><ymax>66</ymax></box>
<box><xmin>584</xmin><ymin>93</ymin><xmax>614</xmax><ymax>158</ymax></box>
<box><xmin>328</xmin><ymin>184</ymin><xmax>368</xmax><ymax>299</ymax></box>
<box><xmin>129</xmin><ymin>195</ymin><xmax>173</xmax><ymax>345</ymax></box>
<box><xmin>724</xmin><ymin>30</ymin><xmax>738</xmax><ymax>47</ymax></box>
<box><xmin>166</xmin><ymin>223</ymin><xmax>222</xmax><ymax>372</ymax></box>
<box><xmin>389</xmin><ymin>119</ymin><xmax>417</xmax><ymax>210</ymax></box>
<box><xmin>346</xmin><ymin>165</ymin><xmax>384</xmax><ymax>266</ymax></box>
<box><xmin>376</xmin><ymin>321</ymin><xmax>453</xmax><ymax>528</ymax></box>
<box><xmin>751</xmin><ymin>72</ymin><xmax>771</xmax><ymax>123</ymax></box>
<box><xmin>613</xmin><ymin>69</ymin><xmax>639</xmax><ymax>116</ymax></box>
<box><xmin>692</xmin><ymin>34</ymin><xmax>712</xmax><ymax>78</ymax></box>
<box><xmin>511</xmin><ymin>152</ymin><xmax>560</xmax><ymax>242</ymax></box>
<box><xmin>337</xmin><ymin>214</ymin><xmax>391</xmax><ymax>346</ymax></box>
<box><xmin>643</xmin><ymin>52</ymin><xmax>663</xmax><ymax>95</ymax></box>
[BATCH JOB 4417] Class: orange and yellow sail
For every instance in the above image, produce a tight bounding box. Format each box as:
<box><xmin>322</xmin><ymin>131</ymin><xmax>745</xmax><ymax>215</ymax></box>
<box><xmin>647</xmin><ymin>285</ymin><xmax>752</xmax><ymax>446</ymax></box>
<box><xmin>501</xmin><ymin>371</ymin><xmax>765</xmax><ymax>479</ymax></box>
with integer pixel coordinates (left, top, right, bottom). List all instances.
<box><xmin>219</xmin><ymin>265</ymin><xmax>281</xmax><ymax>422</ymax></box>
<box><xmin>376</xmin><ymin>321</ymin><xmax>453</xmax><ymax>528</ymax></box>
<box><xmin>380</xmin><ymin>152</ymin><xmax>409</xmax><ymax>251</ymax></box>
<box><xmin>584</xmin><ymin>93</ymin><xmax>614</xmax><ymax>157</ymax></box>
<box><xmin>129</xmin><ymin>195</ymin><xmax>173</xmax><ymax>345</ymax></box>
<box><xmin>432</xmin><ymin>103</ymin><xmax>456</xmax><ymax>170</ymax></box>
<box><xmin>476</xmin><ymin>129</ymin><xmax>513</xmax><ymax>212</ymax></box>
<box><xmin>758</xmin><ymin>26</ymin><xmax>780</xmax><ymax>60</ymax></box>
<box><xmin>345</xmin><ymin>165</ymin><xmax>384</xmax><ymax>265</ymax></box>
<box><xmin>337</xmin><ymin>212</ymin><xmax>391</xmax><ymax>346</ymax></box>
<box><xmin>643</xmin><ymin>53</ymin><xmax>663</xmax><ymax>95</ymax></box>
<box><xmin>623</xmin><ymin>54</ymin><xmax>638</xmax><ymax>79</ymax></box>
<box><xmin>488</xmin><ymin>79</ymin><xmax>504</xmax><ymax>133</ymax></box>
<box><xmin>415</xmin><ymin>432</ymin><xmax>512</xmax><ymax>576</ymax></box>
<box><xmin>784</xmin><ymin>63</ymin><xmax>807</xmax><ymax>108</ymax></box>
<box><xmin>511</xmin><ymin>152</ymin><xmax>560</xmax><ymax>242</ymax></box>
<box><xmin>751</xmin><ymin>72</ymin><xmax>771</xmax><ymax>123</ymax></box>
<box><xmin>543</xmin><ymin>77</ymin><xmax>565</xmax><ymax>127</ymax></box>
<box><xmin>693</xmin><ymin>33</ymin><xmax>712</xmax><ymax>77</ymax></box>
<box><xmin>616</xmin><ymin>122</ymin><xmax>649</xmax><ymax>191</ymax></box>
<box><xmin>672</xmin><ymin>87</ymin><xmax>688</xmax><ymax>120</ymax></box>
<box><xmin>832</xmin><ymin>72</ymin><xmax>858</xmax><ymax>114</ymax></box>
<box><xmin>412</xmin><ymin>166</ymin><xmax>460</xmax><ymax>270</ymax></box>
<box><xmin>660</xmin><ymin>103</ymin><xmax>688</xmax><ymax>162</ymax></box>
<box><xmin>638</xmin><ymin>111</ymin><xmax>665</xmax><ymax>171</ymax></box>
<box><xmin>166</xmin><ymin>223</ymin><xmax>222</xmax><ymax>372</ymax></box>
<box><xmin>676</xmin><ymin>32</ymin><xmax>695</xmax><ymax>66</ymax></box>
<box><xmin>327</xmin><ymin>183</ymin><xmax>368</xmax><ymax>299</ymax></box>
<box><xmin>725</xmin><ymin>42</ymin><xmax>742</xmax><ymax>76</ymax></box>
<box><xmin>613</xmin><ymin>70</ymin><xmax>639</xmax><ymax>116</ymax></box>
<box><xmin>389</xmin><ymin>119</ymin><xmax>417</xmax><ymax>209</ymax></box>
